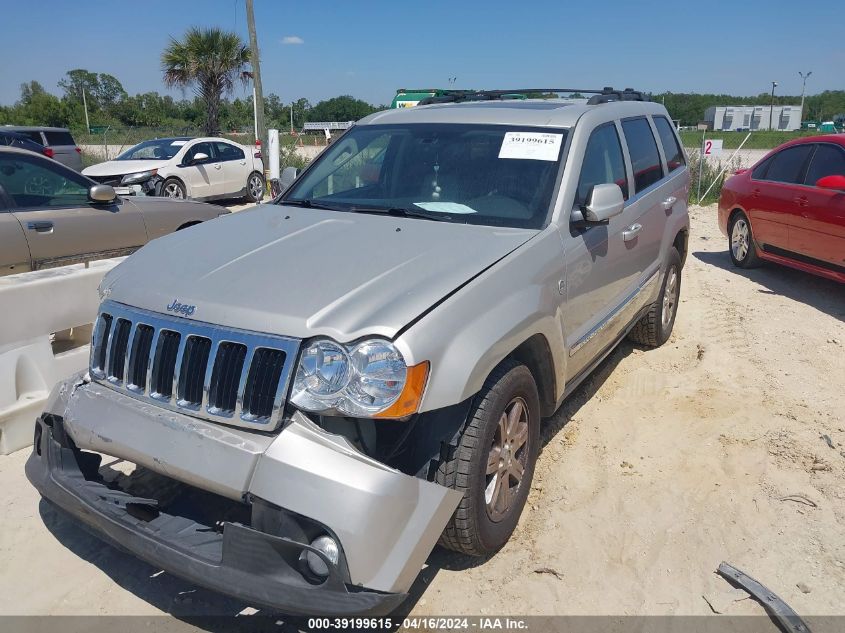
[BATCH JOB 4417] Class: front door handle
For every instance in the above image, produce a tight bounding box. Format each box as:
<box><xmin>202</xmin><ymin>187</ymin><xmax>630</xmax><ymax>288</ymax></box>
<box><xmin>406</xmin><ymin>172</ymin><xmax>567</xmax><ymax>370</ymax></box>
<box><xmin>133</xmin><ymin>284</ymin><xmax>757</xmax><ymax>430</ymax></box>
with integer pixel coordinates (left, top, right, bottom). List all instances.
<box><xmin>793</xmin><ymin>196</ymin><xmax>809</xmax><ymax>207</ymax></box>
<box><xmin>27</xmin><ymin>221</ymin><xmax>54</xmax><ymax>233</ymax></box>
<box><xmin>622</xmin><ymin>223</ymin><xmax>642</xmax><ymax>242</ymax></box>
<box><xmin>662</xmin><ymin>196</ymin><xmax>677</xmax><ymax>211</ymax></box>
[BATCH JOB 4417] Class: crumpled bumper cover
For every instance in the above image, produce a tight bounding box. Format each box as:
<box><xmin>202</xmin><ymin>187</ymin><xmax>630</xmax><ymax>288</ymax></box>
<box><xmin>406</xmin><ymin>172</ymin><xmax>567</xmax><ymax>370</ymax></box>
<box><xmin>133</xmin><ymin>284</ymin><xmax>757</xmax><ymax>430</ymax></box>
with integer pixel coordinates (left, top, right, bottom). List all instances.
<box><xmin>26</xmin><ymin>416</ymin><xmax>407</xmax><ymax>616</ymax></box>
<box><xmin>25</xmin><ymin>375</ymin><xmax>464</xmax><ymax>616</ymax></box>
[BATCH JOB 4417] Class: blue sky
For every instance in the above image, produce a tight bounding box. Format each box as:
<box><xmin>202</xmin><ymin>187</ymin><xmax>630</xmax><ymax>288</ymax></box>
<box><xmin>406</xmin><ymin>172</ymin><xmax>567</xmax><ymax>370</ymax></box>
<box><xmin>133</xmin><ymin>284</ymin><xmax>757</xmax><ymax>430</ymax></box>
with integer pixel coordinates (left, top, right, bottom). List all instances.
<box><xmin>0</xmin><ymin>0</ymin><xmax>841</xmax><ymax>106</ymax></box>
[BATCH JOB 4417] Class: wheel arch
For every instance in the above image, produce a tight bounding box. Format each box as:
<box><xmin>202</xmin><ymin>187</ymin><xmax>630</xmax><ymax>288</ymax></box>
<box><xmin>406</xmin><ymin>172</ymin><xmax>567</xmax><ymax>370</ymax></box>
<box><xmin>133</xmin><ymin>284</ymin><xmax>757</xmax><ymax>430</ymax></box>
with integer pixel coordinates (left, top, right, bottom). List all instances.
<box><xmin>161</xmin><ymin>174</ymin><xmax>188</xmax><ymax>197</ymax></box>
<box><xmin>672</xmin><ymin>227</ymin><xmax>689</xmax><ymax>267</ymax></box>
<box><xmin>503</xmin><ymin>334</ymin><xmax>557</xmax><ymax>417</ymax></box>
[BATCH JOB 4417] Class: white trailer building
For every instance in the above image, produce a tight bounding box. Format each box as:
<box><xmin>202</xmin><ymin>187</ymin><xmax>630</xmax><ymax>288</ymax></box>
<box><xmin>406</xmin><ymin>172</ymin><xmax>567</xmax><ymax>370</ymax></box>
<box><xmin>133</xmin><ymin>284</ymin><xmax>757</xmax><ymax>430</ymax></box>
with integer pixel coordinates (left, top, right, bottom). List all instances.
<box><xmin>704</xmin><ymin>105</ymin><xmax>802</xmax><ymax>131</ymax></box>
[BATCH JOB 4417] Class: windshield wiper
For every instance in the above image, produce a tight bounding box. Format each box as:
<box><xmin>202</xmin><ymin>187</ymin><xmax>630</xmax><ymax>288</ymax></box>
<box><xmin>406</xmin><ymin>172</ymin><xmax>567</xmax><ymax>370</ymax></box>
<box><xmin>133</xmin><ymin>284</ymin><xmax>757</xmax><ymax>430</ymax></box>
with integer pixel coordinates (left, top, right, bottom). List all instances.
<box><xmin>282</xmin><ymin>199</ymin><xmax>345</xmax><ymax>211</ymax></box>
<box><xmin>347</xmin><ymin>205</ymin><xmax>450</xmax><ymax>222</ymax></box>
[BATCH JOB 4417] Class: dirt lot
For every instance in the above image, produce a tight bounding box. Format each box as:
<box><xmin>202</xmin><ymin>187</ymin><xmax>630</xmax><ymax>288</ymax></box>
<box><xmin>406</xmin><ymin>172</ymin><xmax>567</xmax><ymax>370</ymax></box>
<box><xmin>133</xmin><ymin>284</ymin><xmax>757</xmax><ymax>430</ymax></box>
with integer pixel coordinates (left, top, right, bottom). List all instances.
<box><xmin>0</xmin><ymin>204</ymin><xmax>843</xmax><ymax>623</ymax></box>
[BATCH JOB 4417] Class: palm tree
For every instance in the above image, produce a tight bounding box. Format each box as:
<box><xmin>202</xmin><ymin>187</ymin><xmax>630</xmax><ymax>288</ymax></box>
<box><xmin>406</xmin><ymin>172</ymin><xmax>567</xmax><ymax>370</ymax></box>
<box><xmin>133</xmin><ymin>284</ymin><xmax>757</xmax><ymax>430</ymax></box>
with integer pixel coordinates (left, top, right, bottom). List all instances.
<box><xmin>162</xmin><ymin>27</ymin><xmax>251</xmax><ymax>135</ymax></box>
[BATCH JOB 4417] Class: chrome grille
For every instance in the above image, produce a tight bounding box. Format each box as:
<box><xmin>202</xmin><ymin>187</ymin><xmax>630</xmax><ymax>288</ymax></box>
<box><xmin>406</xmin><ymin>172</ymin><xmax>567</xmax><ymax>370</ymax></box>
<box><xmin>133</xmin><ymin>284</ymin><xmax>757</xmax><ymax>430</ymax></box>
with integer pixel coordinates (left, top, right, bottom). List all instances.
<box><xmin>90</xmin><ymin>300</ymin><xmax>299</xmax><ymax>431</ymax></box>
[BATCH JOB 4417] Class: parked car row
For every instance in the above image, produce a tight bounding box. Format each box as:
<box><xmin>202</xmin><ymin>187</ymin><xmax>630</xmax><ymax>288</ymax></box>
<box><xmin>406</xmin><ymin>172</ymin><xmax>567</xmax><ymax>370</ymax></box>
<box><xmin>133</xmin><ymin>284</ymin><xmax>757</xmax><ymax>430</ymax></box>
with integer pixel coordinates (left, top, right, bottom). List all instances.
<box><xmin>1</xmin><ymin>125</ymin><xmax>83</xmax><ymax>170</ymax></box>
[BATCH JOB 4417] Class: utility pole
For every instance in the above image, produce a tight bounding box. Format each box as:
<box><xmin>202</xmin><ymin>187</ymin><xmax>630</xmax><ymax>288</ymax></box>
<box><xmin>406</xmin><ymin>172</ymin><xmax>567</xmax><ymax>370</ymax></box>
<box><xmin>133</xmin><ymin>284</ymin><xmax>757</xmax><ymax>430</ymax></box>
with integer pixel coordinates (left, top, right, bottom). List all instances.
<box><xmin>246</xmin><ymin>0</ymin><xmax>266</xmax><ymax>157</ymax></box>
<box><xmin>290</xmin><ymin>103</ymin><xmax>294</xmax><ymax>134</ymax></box>
<box><xmin>81</xmin><ymin>88</ymin><xmax>90</xmax><ymax>133</ymax></box>
<box><xmin>799</xmin><ymin>71</ymin><xmax>812</xmax><ymax>121</ymax></box>
<box><xmin>769</xmin><ymin>81</ymin><xmax>778</xmax><ymax>131</ymax></box>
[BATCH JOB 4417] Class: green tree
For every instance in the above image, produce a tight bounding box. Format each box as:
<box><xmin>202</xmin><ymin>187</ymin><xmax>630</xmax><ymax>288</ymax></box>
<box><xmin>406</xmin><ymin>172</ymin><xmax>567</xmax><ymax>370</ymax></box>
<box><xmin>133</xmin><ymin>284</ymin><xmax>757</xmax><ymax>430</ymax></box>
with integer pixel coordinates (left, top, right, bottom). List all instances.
<box><xmin>161</xmin><ymin>27</ymin><xmax>251</xmax><ymax>135</ymax></box>
<box><xmin>307</xmin><ymin>95</ymin><xmax>376</xmax><ymax>123</ymax></box>
<box><xmin>58</xmin><ymin>69</ymin><xmax>100</xmax><ymax>107</ymax></box>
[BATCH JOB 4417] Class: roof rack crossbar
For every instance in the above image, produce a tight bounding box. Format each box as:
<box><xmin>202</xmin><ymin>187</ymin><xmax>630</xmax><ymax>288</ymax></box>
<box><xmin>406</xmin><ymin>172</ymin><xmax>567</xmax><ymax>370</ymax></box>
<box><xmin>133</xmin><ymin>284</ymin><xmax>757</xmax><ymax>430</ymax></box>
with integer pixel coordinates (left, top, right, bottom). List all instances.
<box><xmin>417</xmin><ymin>87</ymin><xmax>647</xmax><ymax>106</ymax></box>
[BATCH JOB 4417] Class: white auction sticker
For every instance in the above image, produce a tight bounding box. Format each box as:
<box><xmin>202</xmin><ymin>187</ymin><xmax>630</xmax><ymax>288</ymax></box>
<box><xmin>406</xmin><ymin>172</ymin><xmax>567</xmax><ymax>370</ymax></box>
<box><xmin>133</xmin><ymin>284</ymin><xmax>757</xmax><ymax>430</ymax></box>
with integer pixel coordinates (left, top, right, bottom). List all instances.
<box><xmin>498</xmin><ymin>132</ymin><xmax>563</xmax><ymax>161</ymax></box>
<box><xmin>170</xmin><ymin>140</ymin><xmax>188</xmax><ymax>146</ymax></box>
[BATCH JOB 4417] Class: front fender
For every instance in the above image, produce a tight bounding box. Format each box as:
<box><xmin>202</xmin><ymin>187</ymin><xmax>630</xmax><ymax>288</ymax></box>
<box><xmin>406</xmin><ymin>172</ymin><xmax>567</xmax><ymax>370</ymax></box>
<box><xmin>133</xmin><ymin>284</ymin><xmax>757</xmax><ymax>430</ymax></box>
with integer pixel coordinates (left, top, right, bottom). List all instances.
<box><xmin>396</xmin><ymin>228</ymin><xmax>567</xmax><ymax>413</ymax></box>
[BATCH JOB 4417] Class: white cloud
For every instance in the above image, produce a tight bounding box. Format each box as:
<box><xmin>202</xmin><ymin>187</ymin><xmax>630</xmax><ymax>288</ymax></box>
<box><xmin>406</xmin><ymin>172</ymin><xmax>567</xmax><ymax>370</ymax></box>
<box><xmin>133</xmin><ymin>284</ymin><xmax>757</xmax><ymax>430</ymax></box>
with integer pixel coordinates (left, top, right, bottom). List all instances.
<box><xmin>281</xmin><ymin>36</ymin><xmax>304</xmax><ymax>45</ymax></box>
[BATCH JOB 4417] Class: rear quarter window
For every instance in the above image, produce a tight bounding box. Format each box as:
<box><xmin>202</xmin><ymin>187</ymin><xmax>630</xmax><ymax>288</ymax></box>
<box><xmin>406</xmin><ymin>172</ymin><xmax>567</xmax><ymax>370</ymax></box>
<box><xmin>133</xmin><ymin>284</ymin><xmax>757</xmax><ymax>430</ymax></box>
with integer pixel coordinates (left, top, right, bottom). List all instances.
<box><xmin>621</xmin><ymin>118</ymin><xmax>664</xmax><ymax>193</ymax></box>
<box><xmin>19</xmin><ymin>131</ymin><xmax>45</xmax><ymax>144</ymax></box>
<box><xmin>653</xmin><ymin>117</ymin><xmax>685</xmax><ymax>172</ymax></box>
<box><xmin>43</xmin><ymin>131</ymin><xmax>76</xmax><ymax>146</ymax></box>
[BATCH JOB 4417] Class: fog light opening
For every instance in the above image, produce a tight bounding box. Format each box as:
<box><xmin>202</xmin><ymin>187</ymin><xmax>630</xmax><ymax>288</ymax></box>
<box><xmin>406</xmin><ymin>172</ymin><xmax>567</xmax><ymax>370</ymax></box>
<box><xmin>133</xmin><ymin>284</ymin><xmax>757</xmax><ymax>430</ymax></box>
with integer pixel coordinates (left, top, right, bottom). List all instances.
<box><xmin>305</xmin><ymin>535</ymin><xmax>339</xmax><ymax>577</ymax></box>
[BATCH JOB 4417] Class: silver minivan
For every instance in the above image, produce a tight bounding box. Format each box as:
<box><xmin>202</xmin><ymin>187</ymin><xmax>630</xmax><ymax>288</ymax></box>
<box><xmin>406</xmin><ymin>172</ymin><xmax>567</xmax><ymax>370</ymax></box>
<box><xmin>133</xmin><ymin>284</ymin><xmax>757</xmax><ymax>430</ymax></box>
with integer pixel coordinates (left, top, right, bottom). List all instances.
<box><xmin>1</xmin><ymin>126</ymin><xmax>83</xmax><ymax>171</ymax></box>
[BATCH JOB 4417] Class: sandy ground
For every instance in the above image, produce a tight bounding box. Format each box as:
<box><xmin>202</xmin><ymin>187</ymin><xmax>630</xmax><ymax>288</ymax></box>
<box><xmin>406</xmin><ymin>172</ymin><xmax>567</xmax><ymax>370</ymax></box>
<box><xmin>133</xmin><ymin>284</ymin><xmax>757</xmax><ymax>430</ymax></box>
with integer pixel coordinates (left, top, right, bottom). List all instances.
<box><xmin>0</xmin><ymin>204</ymin><xmax>843</xmax><ymax>624</ymax></box>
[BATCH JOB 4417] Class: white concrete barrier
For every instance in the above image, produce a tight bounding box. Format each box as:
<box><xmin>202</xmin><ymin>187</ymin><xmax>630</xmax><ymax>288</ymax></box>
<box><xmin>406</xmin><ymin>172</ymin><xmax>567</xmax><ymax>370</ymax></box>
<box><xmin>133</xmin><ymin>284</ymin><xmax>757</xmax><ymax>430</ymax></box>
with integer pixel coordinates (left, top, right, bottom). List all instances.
<box><xmin>0</xmin><ymin>259</ymin><xmax>123</xmax><ymax>454</ymax></box>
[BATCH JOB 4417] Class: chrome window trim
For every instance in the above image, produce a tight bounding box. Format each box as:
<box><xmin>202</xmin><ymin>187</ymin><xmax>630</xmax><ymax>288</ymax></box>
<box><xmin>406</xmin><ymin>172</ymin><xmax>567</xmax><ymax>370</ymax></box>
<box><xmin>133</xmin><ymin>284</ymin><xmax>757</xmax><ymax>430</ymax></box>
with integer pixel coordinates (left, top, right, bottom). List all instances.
<box><xmin>90</xmin><ymin>299</ymin><xmax>300</xmax><ymax>432</ymax></box>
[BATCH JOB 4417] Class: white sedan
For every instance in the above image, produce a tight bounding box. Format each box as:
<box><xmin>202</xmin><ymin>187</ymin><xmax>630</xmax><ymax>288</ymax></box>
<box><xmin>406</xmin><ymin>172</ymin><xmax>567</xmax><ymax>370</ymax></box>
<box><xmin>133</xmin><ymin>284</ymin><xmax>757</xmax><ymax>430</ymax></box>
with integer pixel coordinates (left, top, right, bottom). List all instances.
<box><xmin>83</xmin><ymin>137</ymin><xmax>265</xmax><ymax>202</ymax></box>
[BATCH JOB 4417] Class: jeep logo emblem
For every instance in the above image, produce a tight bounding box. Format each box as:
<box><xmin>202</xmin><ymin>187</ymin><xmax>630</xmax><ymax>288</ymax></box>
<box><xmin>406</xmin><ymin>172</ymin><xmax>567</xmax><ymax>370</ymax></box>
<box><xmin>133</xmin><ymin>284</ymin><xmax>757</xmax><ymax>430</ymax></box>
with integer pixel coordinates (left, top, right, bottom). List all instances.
<box><xmin>166</xmin><ymin>299</ymin><xmax>196</xmax><ymax>317</ymax></box>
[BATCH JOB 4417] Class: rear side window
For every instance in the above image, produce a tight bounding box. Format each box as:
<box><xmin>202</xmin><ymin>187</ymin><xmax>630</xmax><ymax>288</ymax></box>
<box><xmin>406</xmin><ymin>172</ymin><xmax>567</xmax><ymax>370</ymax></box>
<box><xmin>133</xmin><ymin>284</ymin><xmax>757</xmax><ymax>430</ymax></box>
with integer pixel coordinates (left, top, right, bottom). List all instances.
<box><xmin>43</xmin><ymin>131</ymin><xmax>76</xmax><ymax>146</ymax></box>
<box><xmin>575</xmin><ymin>123</ymin><xmax>628</xmax><ymax>207</ymax></box>
<box><xmin>805</xmin><ymin>144</ymin><xmax>845</xmax><ymax>186</ymax></box>
<box><xmin>214</xmin><ymin>142</ymin><xmax>245</xmax><ymax>161</ymax></box>
<box><xmin>621</xmin><ymin>118</ymin><xmax>664</xmax><ymax>193</ymax></box>
<box><xmin>764</xmin><ymin>145</ymin><xmax>813</xmax><ymax>184</ymax></box>
<box><xmin>19</xmin><ymin>131</ymin><xmax>44</xmax><ymax>145</ymax></box>
<box><xmin>653</xmin><ymin>117</ymin><xmax>685</xmax><ymax>172</ymax></box>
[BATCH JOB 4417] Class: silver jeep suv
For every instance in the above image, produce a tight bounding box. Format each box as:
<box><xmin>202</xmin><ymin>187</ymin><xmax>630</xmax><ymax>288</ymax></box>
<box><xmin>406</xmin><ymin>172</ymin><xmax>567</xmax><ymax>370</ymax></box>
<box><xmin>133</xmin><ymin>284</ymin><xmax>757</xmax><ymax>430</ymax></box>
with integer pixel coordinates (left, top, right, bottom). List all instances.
<box><xmin>27</xmin><ymin>88</ymin><xmax>689</xmax><ymax>615</ymax></box>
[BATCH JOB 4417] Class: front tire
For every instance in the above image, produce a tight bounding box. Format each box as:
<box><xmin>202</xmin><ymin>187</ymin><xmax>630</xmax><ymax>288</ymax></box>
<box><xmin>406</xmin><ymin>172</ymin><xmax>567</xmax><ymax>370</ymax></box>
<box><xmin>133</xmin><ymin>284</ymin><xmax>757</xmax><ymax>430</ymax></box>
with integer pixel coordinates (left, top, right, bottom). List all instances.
<box><xmin>728</xmin><ymin>211</ymin><xmax>761</xmax><ymax>268</ymax></box>
<box><xmin>161</xmin><ymin>178</ymin><xmax>186</xmax><ymax>200</ymax></box>
<box><xmin>628</xmin><ymin>247</ymin><xmax>682</xmax><ymax>347</ymax></box>
<box><xmin>246</xmin><ymin>172</ymin><xmax>265</xmax><ymax>202</ymax></box>
<box><xmin>436</xmin><ymin>360</ymin><xmax>540</xmax><ymax>556</ymax></box>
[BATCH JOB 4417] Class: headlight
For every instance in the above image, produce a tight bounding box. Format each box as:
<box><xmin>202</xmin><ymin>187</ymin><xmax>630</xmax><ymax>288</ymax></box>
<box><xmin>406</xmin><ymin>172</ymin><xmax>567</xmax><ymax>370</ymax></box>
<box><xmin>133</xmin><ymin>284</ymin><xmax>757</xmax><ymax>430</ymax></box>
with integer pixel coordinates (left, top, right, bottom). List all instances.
<box><xmin>290</xmin><ymin>338</ymin><xmax>428</xmax><ymax>418</ymax></box>
<box><xmin>120</xmin><ymin>169</ymin><xmax>157</xmax><ymax>185</ymax></box>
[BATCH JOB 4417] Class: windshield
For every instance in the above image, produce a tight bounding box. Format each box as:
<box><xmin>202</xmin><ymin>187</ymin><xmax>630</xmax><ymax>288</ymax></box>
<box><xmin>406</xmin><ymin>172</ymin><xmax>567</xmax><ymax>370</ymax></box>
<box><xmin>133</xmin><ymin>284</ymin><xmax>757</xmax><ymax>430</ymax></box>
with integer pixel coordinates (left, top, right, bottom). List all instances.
<box><xmin>282</xmin><ymin>124</ymin><xmax>567</xmax><ymax>229</ymax></box>
<box><xmin>116</xmin><ymin>138</ymin><xmax>190</xmax><ymax>161</ymax></box>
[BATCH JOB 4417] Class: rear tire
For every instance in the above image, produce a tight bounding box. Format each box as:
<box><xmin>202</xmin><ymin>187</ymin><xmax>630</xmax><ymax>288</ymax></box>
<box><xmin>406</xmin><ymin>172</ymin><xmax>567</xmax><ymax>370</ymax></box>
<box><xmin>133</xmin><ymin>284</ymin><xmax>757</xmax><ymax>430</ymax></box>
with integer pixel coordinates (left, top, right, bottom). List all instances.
<box><xmin>628</xmin><ymin>247</ymin><xmax>682</xmax><ymax>348</ymax></box>
<box><xmin>246</xmin><ymin>172</ymin><xmax>265</xmax><ymax>202</ymax></box>
<box><xmin>435</xmin><ymin>360</ymin><xmax>540</xmax><ymax>556</ymax></box>
<box><xmin>728</xmin><ymin>211</ymin><xmax>761</xmax><ymax>268</ymax></box>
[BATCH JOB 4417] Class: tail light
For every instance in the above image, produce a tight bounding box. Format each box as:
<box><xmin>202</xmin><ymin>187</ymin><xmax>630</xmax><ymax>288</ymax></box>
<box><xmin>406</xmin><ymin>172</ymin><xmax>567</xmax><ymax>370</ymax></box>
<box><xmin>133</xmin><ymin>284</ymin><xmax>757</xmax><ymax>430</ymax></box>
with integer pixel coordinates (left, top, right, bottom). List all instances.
<box><xmin>75</xmin><ymin>147</ymin><xmax>82</xmax><ymax>154</ymax></box>
<box><xmin>42</xmin><ymin>148</ymin><xmax>54</xmax><ymax>158</ymax></box>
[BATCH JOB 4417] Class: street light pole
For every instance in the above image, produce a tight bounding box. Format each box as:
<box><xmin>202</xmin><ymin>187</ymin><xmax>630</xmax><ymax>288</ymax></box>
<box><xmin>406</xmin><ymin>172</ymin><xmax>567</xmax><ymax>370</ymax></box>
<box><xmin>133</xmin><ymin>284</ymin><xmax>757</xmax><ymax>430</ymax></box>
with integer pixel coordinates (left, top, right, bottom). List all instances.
<box><xmin>799</xmin><ymin>71</ymin><xmax>812</xmax><ymax>121</ymax></box>
<box><xmin>769</xmin><ymin>81</ymin><xmax>778</xmax><ymax>131</ymax></box>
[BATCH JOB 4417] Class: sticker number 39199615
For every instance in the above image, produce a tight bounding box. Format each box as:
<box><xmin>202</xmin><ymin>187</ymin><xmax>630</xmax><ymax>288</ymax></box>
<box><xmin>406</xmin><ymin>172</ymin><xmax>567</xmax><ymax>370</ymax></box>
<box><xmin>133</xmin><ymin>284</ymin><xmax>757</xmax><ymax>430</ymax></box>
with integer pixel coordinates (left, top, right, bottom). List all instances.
<box><xmin>498</xmin><ymin>132</ymin><xmax>563</xmax><ymax>161</ymax></box>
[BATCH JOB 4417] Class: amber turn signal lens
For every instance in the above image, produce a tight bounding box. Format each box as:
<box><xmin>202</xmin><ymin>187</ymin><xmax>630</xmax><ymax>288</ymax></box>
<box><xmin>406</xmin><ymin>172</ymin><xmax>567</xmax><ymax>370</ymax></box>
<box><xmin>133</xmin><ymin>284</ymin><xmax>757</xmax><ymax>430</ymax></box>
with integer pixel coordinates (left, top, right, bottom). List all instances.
<box><xmin>374</xmin><ymin>361</ymin><xmax>430</xmax><ymax>419</ymax></box>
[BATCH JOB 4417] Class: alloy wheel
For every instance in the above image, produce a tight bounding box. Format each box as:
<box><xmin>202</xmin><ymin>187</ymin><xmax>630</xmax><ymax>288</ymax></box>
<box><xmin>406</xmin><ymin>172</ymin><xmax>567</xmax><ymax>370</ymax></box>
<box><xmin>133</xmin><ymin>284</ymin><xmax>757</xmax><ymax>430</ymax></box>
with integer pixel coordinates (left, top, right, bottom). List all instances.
<box><xmin>163</xmin><ymin>182</ymin><xmax>184</xmax><ymax>199</ymax></box>
<box><xmin>485</xmin><ymin>396</ymin><xmax>530</xmax><ymax>522</ymax></box>
<box><xmin>662</xmin><ymin>266</ymin><xmax>679</xmax><ymax>328</ymax></box>
<box><xmin>731</xmin><ymin>219</ymin><xmax>749</xmax><ymax>261</ymax></box>
<box><xmin>249</xmin><ymin>175</ymin><xmax>264</xmax><ymax>200</ymax></box>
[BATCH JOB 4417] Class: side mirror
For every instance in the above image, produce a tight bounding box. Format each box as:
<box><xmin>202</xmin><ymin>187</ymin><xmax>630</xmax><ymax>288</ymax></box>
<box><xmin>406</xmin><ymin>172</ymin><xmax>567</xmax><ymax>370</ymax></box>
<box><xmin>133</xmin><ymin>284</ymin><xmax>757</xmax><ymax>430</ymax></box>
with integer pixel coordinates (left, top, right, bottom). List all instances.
<box><xmin>584</xmin><ymin>183</ymin><xmax>625</xmax><ymax>222</ymax></box>
<box><xmin>816</xmin><ymin>174</ymin><xmax>845</xmax><ymax>191</ymax></box>
<box><xmin>89</xmin><ymin>184</ymin><xmax>116</xmax><ymax>203</ymax></box>
<box><xmin>190</xmin><ymin>152</ymin><xmax>209</xmax><ymax>164</ymax></box>
<box><xmin>279</xmin><ymin>166</ymin><xmax>299</xmax><ymax>191</ymax></box>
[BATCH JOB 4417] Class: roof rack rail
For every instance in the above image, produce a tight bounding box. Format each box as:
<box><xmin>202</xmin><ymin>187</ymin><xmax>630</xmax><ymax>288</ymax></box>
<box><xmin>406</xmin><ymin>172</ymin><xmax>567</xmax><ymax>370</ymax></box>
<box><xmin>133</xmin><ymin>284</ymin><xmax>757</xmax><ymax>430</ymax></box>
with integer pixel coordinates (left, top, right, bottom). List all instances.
<box><xmin>417</xmin><ymin>87</ymin><xmax>648</xmax><ymax>106</ymax></box>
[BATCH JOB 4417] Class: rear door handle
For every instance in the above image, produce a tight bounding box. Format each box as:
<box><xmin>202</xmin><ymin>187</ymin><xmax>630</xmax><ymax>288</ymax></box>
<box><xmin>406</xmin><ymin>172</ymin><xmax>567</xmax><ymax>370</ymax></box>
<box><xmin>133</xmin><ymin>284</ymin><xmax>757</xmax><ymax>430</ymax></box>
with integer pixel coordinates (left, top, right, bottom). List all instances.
<box><xmin>27</xmin><ymin>221</ymin><xmax>54</xmax><ymax>233</ymax></box>
<box><xmin>214</xmin><ymin>163</ymin><xmax>222</xmax><ymax>170</ymax></box>
<box><xmin>752</xmin><ymin>188</ymin><xmax>761</xmax><ymax>198</ymax></box>
<box><xmin>793</xmin><ymin>196</ymin><xmax>808</xmax><ymax>207</ymax></box>
<box><xmin>661</xmin><ymin>196</ymin><xmax>677</xmax><ymax>211</ymax></box>
<box><xmin>622</xmin><ymin>223</ymin><xmax>642</xmax><ymax>242</ymax></box>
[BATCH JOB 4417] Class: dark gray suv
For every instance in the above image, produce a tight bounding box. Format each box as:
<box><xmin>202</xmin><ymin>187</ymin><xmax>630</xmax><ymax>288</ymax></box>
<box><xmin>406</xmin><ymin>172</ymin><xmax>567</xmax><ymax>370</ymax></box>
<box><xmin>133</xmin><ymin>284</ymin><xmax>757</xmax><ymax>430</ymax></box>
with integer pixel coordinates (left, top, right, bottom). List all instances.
<box><xmin>1</xmin><ymin>126</ymin><xmax>83</xmax><ymax>171</ymax></box>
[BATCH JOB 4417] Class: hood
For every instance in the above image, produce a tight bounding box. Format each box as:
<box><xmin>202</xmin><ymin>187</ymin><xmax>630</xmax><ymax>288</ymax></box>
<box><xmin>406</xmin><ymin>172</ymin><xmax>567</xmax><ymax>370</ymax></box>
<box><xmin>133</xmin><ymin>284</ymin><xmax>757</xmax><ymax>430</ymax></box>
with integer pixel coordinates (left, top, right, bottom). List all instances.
<box><xmin>83</xmin><ymin>159</ymin><xmax>170</xmax><ymax>177</ymax></box>
<box><xmin>100</xmin><ymin>204</ymin><xmax>536</xmax><ymax>341</ymax></box>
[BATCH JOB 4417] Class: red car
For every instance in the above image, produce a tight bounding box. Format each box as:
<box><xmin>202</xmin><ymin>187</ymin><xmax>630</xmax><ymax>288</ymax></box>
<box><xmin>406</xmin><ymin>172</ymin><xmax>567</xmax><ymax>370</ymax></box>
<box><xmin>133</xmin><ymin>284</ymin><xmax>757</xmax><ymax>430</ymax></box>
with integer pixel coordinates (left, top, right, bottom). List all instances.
<box><xmin>718</xmin><ymin>134</ymin><xmax>845</xmax><ymax>283</ymax></box>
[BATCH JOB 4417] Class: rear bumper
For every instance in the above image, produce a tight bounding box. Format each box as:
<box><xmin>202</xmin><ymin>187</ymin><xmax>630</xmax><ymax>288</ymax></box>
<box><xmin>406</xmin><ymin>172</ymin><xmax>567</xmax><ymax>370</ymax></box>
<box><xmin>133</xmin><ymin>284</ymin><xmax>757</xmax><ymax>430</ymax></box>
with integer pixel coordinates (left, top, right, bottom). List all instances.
<box><xmin>26</xmin><ymin>375</ymin><xmax>463</xmax><ymax>615</ymax></box>
<box><xmin>26</xmin><ymin>418</ymin><xmax>406</xmax><ymax>615</ymax></box>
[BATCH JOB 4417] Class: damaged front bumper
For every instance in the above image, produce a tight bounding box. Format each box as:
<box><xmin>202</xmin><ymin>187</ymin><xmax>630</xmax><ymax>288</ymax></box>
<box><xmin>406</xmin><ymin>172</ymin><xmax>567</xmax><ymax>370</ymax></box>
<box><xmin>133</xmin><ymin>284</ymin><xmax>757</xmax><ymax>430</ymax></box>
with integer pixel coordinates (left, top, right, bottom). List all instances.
<box><xmin>25</xmin><ymin>375</ymin><xmax>462</xmax><ymax>616</ymax></box>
